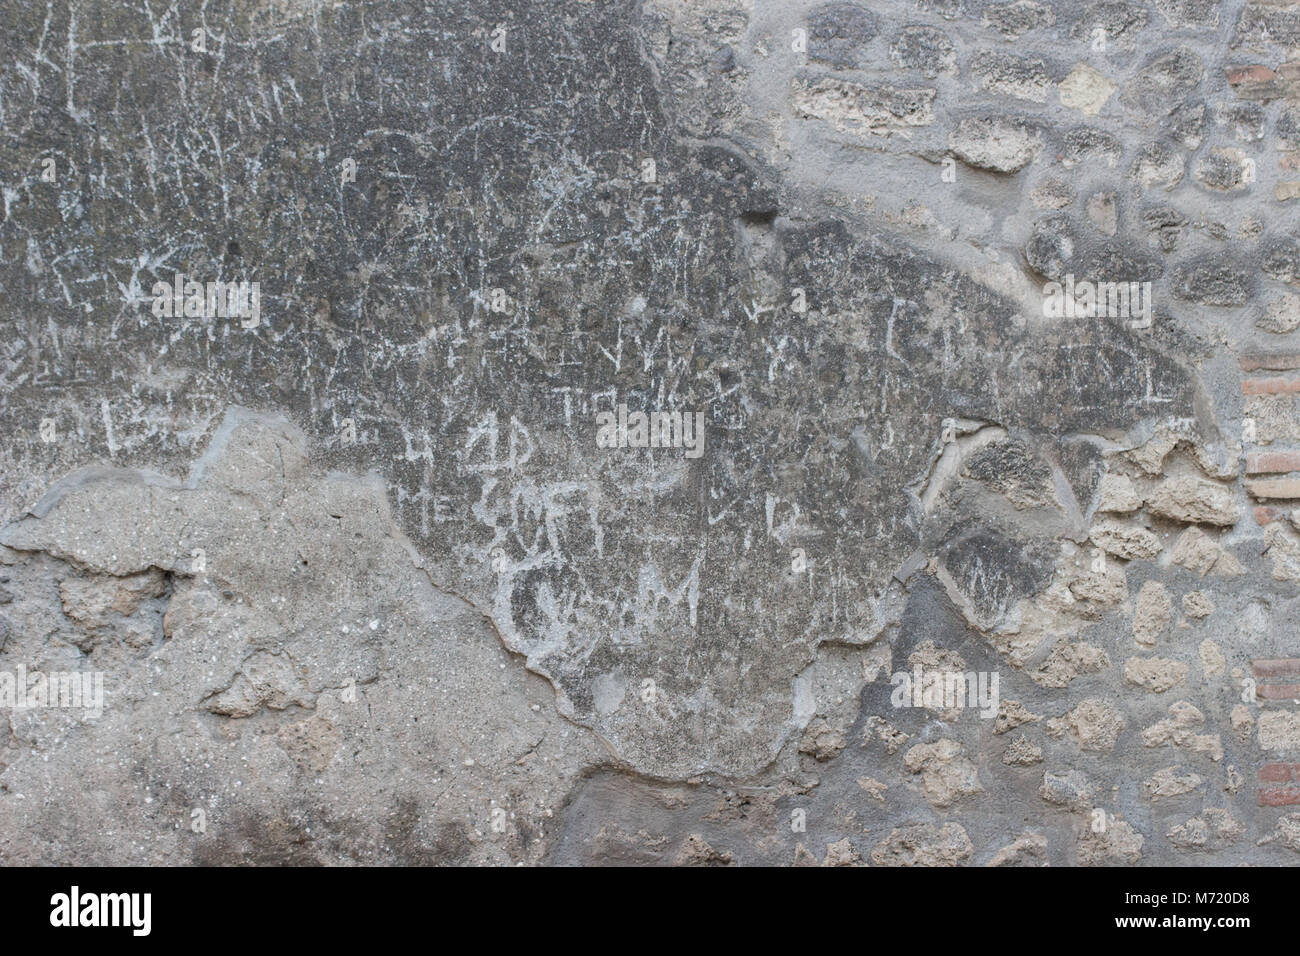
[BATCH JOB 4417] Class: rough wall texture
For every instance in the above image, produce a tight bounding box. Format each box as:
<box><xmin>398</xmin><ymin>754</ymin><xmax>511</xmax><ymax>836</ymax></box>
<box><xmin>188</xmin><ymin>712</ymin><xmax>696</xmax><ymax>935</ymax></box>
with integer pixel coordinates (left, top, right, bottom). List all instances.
<box><xmin>1</xmin><ymin>0</ymin><xmax>1300</xmax><ymax>865</ymax></box>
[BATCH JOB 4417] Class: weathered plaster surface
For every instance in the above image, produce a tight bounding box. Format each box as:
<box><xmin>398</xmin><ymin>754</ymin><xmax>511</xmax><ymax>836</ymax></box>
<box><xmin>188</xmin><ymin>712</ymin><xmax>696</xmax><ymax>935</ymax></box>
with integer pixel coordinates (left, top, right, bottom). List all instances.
<box><xmin>1</xmin><ymin>0</ymin><xmax>1299</xmax><ymax>863</ymax></box>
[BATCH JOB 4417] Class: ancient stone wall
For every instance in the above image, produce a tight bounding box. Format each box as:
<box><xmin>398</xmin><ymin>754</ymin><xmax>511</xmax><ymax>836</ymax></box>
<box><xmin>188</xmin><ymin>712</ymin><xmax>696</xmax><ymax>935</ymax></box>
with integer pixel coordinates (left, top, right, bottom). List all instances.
<box><xmin>1</xmin><ymin>0</ymin><xmax>1299</xmax><ymax>864</ymax></box>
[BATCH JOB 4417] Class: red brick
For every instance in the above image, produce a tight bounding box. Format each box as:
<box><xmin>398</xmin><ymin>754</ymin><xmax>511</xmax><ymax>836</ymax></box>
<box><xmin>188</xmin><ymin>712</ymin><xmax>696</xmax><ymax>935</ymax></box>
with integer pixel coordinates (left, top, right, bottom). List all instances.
<box><xmin>1248</xmin><ymin>451</ymin><xmax>1300</xmax><ymax>473</ymax></box>
<box><xmin>1227</xmin><ymin>65</ymin><xmax>1285</xmax><ymax>101</ymax></box>
<box><xmin>1256</xmin><ymin>505</ymin><xmax>1286</xmax><ymax>525</ymax></box>
<box><xmin>1258</xmin><ymin>786</ymin><xmax>1300</xmax><ymax>806</ymax></box>
<box><xmin>1253</xmin><ymin>658</ymin><xmax>1300</xmax><ymax>679</ymax></box>
<box><xmin>1241</xmin><ymin>354</ymin><xmax>1300</xmax><ymax>372</ymax></box>
<box><xmin>1258</xmin><ymin>683</ymin><xmax>1300</xmax><ymax>700</ymax></box>
<box><xmin>1260</xmin><ymin>763</ymin><xmax>1299</xmax><ymax>782</ymax></box>
<box><xmin>1227</xmin><ymin>64</ymin><xmax>1276</xmax><ymax>85</ymax></box>
<box><xmin>1247</xmin><ymin>478</ymin><xmax>1300</xmax><ymax>499</ymax></box>
<box><xmin>1243</xmin><ymin>376</ymin><xmax>1300</xmax><ymax>395</ymax></box>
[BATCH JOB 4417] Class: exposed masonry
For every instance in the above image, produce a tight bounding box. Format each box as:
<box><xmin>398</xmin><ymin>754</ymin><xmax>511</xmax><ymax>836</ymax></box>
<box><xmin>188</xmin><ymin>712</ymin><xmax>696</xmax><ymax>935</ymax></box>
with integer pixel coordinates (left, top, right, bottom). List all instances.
<box><xmin>2</xmin><ymin>0</ymin><xmax>1300</xmax><ymax>864</ymax></box>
